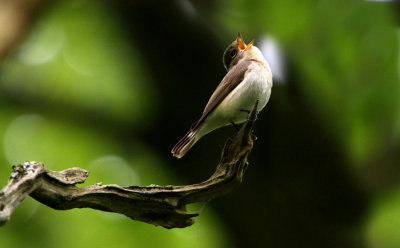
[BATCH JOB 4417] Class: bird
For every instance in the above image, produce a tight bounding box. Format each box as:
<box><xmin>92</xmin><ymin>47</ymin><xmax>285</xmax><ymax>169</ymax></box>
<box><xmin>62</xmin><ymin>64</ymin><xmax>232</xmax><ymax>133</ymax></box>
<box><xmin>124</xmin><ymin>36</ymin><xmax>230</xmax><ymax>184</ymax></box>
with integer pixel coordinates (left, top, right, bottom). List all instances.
<box><xmin>171</xmin><ymin>32</ymin><xmax>273</xmax><ymax>158</ymax></box>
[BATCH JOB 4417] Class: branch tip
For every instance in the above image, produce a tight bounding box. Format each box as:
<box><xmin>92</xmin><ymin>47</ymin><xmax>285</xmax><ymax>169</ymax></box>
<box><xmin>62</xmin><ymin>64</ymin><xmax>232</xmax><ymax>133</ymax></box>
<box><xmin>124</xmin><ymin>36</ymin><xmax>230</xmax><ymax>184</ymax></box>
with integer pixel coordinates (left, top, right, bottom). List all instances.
<box><xmin>0</xmin><ymin>100</ymin><xmax>260</xmax><ymax>228</ymax></box>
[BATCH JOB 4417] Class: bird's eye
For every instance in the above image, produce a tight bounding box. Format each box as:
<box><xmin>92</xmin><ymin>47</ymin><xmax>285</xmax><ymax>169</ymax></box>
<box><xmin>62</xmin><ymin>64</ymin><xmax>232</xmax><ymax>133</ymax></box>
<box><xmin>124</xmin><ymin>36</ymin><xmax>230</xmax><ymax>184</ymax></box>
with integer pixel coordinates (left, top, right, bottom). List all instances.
<box><xmin>229</xmin><ymin>49</ymin><xmax>237</xmax><ymax>58</ymax></box>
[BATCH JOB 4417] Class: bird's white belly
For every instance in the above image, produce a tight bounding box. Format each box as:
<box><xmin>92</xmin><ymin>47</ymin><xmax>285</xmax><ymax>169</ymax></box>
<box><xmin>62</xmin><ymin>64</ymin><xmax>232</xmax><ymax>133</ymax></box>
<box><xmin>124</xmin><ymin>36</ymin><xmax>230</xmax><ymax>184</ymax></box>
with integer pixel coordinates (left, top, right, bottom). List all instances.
<box><xmin>217</xmin><ymin>68</ymin><xmax>271</xmax><ymax>123</ymax></box>
<box><xmin>202</xmin><ymin>67</ymin><xmax>272</xmax><ymax>135</ymax></box>
<box><xmin>195</xmin><ymin>63</ymin><xmax>272</xmax><ymax>139</ymax></box>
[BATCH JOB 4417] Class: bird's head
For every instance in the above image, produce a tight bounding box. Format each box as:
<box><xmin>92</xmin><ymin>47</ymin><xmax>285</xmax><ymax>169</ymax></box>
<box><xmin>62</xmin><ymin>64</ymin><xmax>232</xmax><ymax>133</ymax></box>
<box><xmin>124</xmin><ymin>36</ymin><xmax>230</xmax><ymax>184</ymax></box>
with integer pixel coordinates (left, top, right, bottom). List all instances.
<box><xmin>223</xmin><ymin>32</ymin><xmax>258</xmax><ymax>71</ymax></box>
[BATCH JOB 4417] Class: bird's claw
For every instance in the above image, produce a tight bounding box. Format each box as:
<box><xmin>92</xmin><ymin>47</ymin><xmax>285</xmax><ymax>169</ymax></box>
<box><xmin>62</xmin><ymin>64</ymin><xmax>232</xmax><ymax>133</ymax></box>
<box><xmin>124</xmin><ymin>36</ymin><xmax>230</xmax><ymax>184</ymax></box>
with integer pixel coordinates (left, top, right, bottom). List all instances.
<box><xmin>240</xmin><ymin>109</ymin><xmax>259</xmax><ymax>122</ymax></box>
<box><xmin>230</xmin><ymin>121</ymin><xmax>239</xmax><ymax>132</ymax></box>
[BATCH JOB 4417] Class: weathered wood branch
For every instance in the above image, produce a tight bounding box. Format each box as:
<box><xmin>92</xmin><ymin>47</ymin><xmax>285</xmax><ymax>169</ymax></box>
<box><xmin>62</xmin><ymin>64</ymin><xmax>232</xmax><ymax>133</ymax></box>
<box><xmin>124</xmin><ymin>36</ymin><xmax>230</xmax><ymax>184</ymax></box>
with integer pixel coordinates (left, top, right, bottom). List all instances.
<box><xmin>0</xmin><ymin>101</ymin><xmax>258</xmax><ymax>229</ymax></box>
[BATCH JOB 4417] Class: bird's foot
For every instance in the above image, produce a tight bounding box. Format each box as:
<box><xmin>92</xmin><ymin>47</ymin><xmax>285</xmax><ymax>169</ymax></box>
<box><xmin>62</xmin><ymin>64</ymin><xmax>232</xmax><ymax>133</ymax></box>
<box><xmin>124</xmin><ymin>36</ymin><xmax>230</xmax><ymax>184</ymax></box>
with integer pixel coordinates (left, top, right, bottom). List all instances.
<box><xmin>240</xmin><ymin>109</ymin><xmax>259</xmax><ymax>121</ymax></box>
<box><xmin>230</xmin><ymin>121</ymin><xmax>239</xmax><ymax>132</ymax></box>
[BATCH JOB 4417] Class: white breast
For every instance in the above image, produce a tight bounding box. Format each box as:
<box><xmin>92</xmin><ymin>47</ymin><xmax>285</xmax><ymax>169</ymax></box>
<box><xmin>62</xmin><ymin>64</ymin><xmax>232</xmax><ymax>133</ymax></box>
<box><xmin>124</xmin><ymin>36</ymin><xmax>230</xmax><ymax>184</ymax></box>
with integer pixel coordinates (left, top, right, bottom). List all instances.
<box><xmin>195</xmin><ymin>59</ymin><xmax>272</xmax><ymax>139</ymax></box>
<box><xmin>216</xmin><ymin>61</ymin><xmax>272</xmax><ymax>124</ymax></box>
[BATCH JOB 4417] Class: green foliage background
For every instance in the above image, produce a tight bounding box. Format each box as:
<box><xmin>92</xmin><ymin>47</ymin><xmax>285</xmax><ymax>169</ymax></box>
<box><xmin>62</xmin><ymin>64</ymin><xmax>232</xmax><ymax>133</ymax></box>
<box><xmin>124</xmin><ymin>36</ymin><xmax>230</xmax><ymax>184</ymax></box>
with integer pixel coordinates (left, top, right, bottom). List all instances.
<box><xmin>0</xmin><ymin>0</ymin><xmax>398</xmax><ymax>247</ymax></box>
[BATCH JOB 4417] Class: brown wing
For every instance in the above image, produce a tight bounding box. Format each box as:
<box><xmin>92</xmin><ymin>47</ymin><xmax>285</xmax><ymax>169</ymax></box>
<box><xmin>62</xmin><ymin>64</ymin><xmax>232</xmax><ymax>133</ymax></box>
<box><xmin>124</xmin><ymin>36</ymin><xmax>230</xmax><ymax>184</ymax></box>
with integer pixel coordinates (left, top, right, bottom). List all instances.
<box><xmin>191</xmin><ymin>59</ymin><xmax>253</xmax><ymax>130</ymax></box>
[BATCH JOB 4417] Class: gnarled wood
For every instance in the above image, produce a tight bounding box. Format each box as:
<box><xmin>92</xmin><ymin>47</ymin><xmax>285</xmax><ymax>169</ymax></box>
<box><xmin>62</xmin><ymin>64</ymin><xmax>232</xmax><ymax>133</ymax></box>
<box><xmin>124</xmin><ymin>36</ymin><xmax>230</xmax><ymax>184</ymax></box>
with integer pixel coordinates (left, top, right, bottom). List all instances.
<box><xmin>0</xmin><ymin>101</ymin><xmax>259</xmax><ymax>229</ymax></box>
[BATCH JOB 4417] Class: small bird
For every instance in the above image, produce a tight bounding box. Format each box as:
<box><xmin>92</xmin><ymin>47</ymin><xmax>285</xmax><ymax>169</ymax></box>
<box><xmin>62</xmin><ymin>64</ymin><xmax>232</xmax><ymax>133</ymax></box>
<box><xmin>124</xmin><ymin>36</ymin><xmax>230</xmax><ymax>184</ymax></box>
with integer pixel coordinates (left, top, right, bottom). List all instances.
<box><xmin>172</xmin><ymin>32</ymin><xmax>273</xmax><ymax>158</ymax></box>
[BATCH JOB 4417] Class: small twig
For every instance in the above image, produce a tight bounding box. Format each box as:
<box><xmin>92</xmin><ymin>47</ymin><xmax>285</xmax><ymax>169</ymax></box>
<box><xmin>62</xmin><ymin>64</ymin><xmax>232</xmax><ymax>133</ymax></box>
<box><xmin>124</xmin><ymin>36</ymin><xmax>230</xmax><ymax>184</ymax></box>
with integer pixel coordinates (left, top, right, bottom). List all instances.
<box><xmin>0</xmin><ymin>100</ymin><xmax>259</xmax><ymax>229</ymax></box>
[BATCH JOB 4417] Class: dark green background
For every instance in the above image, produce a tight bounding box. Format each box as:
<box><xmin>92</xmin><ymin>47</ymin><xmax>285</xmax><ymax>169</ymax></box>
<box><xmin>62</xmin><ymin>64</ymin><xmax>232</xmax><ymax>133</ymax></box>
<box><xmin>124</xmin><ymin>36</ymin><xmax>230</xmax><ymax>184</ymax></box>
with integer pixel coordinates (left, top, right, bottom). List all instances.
<box><xmin>0</xmin><ymin>0</ymin><xmax>398</xmax><ymax>247</ymax></box>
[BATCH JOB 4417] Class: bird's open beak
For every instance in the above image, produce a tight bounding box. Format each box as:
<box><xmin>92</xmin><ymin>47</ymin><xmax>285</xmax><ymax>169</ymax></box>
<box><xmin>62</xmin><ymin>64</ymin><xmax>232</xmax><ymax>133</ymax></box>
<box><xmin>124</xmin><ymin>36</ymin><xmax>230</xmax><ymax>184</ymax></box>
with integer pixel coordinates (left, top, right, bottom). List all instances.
<box><xmin>237</xmin><ymin>32</ymin><xmax>254</xmax><ymax>51</ymax></box>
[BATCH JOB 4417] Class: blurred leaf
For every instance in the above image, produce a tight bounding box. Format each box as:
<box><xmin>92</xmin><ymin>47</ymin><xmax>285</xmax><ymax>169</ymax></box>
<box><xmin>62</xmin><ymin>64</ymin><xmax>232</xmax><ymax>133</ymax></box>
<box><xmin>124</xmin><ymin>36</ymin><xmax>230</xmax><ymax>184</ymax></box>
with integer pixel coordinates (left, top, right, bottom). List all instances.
<box><xmin>0</xmin><ymin>0</ymin><xmax>156</xmax><ymax>126</ymax></box>
<box><xmin>366</xmin><ymin>187</ymin><xmax>400</xmax><ymax>248</ymax></box>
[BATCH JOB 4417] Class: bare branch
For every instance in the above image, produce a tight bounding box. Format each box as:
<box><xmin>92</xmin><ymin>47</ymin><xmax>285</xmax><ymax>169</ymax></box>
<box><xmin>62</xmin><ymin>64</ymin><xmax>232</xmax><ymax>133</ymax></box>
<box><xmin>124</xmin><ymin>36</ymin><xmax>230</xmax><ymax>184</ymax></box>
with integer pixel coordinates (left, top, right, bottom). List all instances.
<box><xmin>0</xmin><ymin>0</ymin><xmax>49</xmax><ymax>63</ymax></box>
<box><xmin>0</xmin><ymin>100</ymin><xmax>259</xmax><ymax>229</ymax></box>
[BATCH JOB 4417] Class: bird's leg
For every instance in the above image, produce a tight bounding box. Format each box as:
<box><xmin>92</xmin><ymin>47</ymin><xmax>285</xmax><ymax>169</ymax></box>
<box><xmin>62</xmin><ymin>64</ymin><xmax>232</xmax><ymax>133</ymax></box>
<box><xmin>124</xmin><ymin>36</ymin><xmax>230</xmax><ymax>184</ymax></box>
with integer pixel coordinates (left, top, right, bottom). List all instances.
<box><xmin>230</xmin><ymin>121</ymin><xmax>240</xmax><ymax>132</ymax></box>
<box><xmin>239</xmin><ymin>107</ymin><xmax>258</xmax><ymax>141</ymax></box>
<box><xmin>240</xmin><ymin>109</ymin><xmax>259</xmax><ymax>121</ymax></box>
